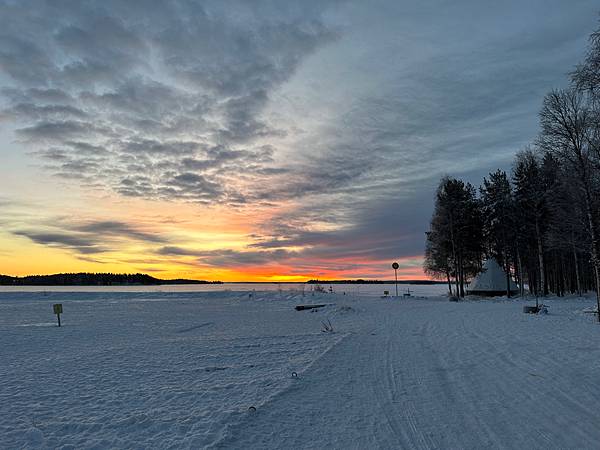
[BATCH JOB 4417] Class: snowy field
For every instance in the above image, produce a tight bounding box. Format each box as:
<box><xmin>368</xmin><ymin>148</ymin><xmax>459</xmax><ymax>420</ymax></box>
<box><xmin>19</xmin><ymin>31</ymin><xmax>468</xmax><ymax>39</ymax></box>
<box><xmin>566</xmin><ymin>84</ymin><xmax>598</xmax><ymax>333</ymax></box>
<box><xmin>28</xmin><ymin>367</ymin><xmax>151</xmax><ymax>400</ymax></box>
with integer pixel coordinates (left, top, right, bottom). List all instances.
<box><xmin>2</xmin><ymin>290</ymin><xmax>600</xmax><ymax>449</ymax></box>
<box><xmin>0</xmin><ymin>282</ymin><xmax>447</xmax><ymax>297</ymax></box>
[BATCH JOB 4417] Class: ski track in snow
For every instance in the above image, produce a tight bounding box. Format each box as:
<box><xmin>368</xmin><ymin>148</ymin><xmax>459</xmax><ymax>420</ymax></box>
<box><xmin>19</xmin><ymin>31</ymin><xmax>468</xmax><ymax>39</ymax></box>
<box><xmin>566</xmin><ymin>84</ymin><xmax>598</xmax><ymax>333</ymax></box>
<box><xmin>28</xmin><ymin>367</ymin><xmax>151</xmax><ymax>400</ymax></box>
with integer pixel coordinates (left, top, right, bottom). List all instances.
<box><xmin>2</xmin><ymin>291</ymin><xmax>600</xmax><ymax>449</ymax></box>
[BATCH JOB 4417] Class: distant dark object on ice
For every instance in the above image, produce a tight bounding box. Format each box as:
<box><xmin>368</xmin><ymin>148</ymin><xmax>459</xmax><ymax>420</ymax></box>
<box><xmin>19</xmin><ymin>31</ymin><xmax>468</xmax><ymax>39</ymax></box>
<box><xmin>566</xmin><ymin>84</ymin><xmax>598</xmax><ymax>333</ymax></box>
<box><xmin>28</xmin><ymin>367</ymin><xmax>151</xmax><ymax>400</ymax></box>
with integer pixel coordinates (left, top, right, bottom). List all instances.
<box><xmin>523</xmin><ymin>305</ymin><xmax>548</xmax><ymax>314</ymax></box>
<box><xmin>295</xmin><ymin>304</ymin><xmax>328</xmax><ymax>311</ymax></box>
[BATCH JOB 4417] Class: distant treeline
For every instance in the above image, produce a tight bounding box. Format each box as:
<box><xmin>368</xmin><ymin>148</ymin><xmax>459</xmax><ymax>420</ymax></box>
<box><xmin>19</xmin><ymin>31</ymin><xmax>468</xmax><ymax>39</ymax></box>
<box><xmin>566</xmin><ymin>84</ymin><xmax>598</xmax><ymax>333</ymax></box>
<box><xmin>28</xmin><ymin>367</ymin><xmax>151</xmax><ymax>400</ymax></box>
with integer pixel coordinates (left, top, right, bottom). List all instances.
<box><xmin>307</xmin><ymin>279</ymin><xmax>445</xmax><ymax>285</ymax></box>
<box><xmin>425</xmin><ymin>20</ymin><xmax>600</xmax><ymax>312</ymax></box>
<box><xmin>0</xmin><ymin>273</ymin><xmax>222</xmax><ymax>286</ymax></box>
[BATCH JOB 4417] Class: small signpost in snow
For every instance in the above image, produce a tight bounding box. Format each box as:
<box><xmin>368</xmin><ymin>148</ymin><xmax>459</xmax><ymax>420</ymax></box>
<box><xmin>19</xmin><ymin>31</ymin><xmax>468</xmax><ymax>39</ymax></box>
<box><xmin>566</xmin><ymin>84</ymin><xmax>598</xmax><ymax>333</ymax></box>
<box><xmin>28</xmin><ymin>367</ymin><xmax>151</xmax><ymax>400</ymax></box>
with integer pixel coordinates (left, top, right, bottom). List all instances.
<box><xmin>392</xmin><ymin>262</ymin><xmax>399</xmax><ymax>297</ymax></box>
<box><xmin>53</xmin><ymin>304</ymin><xmax>63</xmax><ymax>327</ymax></box>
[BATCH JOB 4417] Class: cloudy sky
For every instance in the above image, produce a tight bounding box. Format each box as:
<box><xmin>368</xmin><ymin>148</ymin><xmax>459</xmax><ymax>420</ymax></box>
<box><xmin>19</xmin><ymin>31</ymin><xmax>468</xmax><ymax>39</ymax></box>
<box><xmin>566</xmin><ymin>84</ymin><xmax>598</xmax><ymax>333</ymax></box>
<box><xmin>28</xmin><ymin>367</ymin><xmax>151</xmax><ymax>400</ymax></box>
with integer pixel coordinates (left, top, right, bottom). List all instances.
<box><xmin>0</xmin><ymin>0</ymin><xmax>598</xmax><ymax>281</ymax></box>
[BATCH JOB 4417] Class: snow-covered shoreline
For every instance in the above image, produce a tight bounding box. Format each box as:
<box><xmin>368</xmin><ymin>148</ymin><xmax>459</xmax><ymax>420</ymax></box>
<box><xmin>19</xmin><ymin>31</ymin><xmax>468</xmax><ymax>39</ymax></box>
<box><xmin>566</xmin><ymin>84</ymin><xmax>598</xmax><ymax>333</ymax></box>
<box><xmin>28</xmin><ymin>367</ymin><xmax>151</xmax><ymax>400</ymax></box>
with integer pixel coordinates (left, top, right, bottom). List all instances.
<box><xmin>2</xmin><ymin>291</ymin><xmax>599</xmax><ymax>449</ymax></box>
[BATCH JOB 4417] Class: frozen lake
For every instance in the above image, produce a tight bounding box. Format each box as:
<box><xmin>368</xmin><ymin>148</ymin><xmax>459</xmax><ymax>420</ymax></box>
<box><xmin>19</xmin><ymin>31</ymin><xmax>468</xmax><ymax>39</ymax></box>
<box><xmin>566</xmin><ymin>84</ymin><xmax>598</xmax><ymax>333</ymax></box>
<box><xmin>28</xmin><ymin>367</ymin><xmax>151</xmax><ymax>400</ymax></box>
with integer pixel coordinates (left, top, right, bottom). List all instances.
<box><xmin>0</xmin><ymin>282</ymin><xmax>449</xmax><ymax>298</ymax></box>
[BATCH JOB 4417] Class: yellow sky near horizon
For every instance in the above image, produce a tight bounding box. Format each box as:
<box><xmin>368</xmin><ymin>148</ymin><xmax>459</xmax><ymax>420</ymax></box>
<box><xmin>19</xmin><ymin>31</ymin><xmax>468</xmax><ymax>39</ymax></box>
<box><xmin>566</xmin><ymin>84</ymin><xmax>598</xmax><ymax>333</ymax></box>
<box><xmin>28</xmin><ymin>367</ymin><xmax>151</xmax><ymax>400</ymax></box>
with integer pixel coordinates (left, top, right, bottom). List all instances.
<box><xmin>0</xmin><ymin>187</ymin><xmax>426</xmax><ymax>281</ymax></box>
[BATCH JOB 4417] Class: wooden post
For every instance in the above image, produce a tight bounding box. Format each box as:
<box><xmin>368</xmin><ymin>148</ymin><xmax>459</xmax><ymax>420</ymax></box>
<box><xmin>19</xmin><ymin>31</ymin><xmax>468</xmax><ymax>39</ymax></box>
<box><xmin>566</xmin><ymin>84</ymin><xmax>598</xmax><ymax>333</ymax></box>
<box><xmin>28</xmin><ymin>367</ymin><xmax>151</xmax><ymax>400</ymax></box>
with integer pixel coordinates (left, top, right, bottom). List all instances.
<box><xmin>53</xmin><ymin>304</ymin><xmax>63</xmax><ymax>327</ymax></box>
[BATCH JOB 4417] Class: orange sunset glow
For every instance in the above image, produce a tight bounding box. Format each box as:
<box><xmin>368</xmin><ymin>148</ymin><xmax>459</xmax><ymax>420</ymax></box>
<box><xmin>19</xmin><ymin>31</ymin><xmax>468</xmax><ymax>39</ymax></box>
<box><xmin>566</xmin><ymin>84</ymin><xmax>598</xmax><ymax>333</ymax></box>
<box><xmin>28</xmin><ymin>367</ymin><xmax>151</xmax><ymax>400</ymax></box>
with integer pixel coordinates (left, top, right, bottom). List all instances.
<box><xmin>0</xmin><ymin>184</ymin><xmax>425</xmax><ymax>280</ymax></box>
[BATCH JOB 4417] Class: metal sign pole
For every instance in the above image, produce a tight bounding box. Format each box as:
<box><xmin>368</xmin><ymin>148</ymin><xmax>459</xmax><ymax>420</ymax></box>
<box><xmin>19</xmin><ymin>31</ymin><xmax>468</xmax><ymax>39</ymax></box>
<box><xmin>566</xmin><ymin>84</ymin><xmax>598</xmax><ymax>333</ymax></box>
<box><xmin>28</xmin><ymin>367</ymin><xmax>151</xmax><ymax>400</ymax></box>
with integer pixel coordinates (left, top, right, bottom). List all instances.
<box><xmin>392</xmin><ymin>262</ymin><xmax>399</xmax><ymax>298</ymax></box>
<box><xmin>53</xmin><ymin>304</ymin><xmax>63</xmax><ymax>327</ymax></box>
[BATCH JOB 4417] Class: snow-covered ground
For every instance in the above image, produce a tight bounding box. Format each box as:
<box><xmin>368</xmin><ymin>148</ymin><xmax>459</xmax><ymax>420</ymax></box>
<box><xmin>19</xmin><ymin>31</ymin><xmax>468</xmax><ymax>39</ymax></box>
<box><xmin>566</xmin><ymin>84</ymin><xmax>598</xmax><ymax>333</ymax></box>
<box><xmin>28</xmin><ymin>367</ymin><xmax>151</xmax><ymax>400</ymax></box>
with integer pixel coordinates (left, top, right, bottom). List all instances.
<box><xmin>2</xmin><ymin>290</ymin><xmax>600</xmax><ymax>449</ymax></box>
<box><xmin>0</xmin><ymin>282</ymin><xmax>448</xmax><ymax>297</ymax></box>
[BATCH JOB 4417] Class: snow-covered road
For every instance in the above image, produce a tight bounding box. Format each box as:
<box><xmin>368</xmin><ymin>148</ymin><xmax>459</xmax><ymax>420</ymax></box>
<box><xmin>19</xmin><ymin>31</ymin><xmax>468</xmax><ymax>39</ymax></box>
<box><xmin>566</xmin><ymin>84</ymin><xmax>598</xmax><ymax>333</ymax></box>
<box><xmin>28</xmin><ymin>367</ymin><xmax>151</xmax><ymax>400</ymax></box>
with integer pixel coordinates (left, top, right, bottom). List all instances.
<box><xmin>217</xmin><ymin>296</ymin><xmax>600</xmax><ymax>449</ymax></box>
<box><xmin>2</xmin><ymin>291</ymin><xmax>600</xmax><ymax>449</ymax></box>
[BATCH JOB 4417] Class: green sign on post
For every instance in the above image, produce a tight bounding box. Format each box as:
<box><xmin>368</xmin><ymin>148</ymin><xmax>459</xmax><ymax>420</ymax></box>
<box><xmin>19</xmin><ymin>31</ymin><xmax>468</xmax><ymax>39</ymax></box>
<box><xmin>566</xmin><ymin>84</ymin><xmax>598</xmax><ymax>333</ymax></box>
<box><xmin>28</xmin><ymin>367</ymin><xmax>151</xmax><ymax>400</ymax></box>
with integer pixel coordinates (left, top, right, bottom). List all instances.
<box><xmin>53</xmin><ymin>304</ymin><xmax>63</xmax><ymax>327</ymax></box>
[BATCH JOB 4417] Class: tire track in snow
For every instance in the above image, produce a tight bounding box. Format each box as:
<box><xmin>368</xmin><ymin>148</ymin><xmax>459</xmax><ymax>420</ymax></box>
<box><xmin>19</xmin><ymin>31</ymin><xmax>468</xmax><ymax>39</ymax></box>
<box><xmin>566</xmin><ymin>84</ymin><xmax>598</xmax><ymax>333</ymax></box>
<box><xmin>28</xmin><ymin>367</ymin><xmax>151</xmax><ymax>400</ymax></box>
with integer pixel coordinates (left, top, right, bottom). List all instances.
<box><xmin>391</xmin><ymin>320</ymin><xmax>436</xmax><ymax>450</ymax></box>
<box><xmin>439</xmin><ymin>317</ymin><xmax>516</xmax><ymax>449</ymax></box>
<box><xmin>394</xmin><ymin>314</ymin><xmax>506</xmax><ymax>449</ymax></box>
<box><xmin>370</xmin><ymin>317</ymin><xmax>433</xmax><ymax>449</ymax></box>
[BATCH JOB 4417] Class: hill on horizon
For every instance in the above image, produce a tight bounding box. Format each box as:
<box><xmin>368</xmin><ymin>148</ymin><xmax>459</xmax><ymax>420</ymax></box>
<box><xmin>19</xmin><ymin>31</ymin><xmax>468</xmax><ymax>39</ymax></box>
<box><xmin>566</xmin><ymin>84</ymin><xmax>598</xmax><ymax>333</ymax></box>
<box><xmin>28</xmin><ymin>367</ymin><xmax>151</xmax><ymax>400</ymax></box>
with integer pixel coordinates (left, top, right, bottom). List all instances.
<box><xmin>0</xmin><ymin>273</ymin><xmax>221</xmax><ymax>286</ymax></box>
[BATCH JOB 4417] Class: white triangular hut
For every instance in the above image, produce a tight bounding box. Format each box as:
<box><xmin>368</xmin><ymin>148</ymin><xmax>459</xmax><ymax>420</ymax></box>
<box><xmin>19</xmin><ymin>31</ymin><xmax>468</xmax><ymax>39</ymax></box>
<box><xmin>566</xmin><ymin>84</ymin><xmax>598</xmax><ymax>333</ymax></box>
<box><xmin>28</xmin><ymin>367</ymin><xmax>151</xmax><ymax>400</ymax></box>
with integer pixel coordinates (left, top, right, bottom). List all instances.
<box><xmin>467</xmin><ymin>258</ymin><xmax>518</xmax><ymax>296</ymax></box>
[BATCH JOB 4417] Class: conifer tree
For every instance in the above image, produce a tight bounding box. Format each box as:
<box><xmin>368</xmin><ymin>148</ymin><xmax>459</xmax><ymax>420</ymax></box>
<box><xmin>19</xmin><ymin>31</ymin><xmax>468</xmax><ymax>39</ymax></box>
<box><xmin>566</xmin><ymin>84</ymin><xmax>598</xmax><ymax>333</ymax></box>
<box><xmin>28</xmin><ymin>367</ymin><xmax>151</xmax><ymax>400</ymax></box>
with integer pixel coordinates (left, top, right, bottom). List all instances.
<box><xmin>424</xmin><ymin>177</ymin><xmax>483</xmax><ymax>297</ymax></box>
<box><xmin>512</xmin><ymin>150</ymin><xmax>548</xmax><ymax>297</ymax></box>
<box><xmin>480</xmin><ymin>170</ymin><xmax>515</xmax><ymax>296</ymax></box>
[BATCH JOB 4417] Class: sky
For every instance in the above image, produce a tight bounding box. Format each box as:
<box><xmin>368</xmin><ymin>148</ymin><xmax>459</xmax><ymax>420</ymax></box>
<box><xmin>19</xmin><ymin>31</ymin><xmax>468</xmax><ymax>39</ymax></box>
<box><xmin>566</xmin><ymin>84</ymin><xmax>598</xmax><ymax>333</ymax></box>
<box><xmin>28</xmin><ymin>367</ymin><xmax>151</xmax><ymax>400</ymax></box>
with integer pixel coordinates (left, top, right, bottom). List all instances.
<box><xmin>0</xmin><ymin>0</ymin><xmax>598</xmax><ymax>281</ymax></box>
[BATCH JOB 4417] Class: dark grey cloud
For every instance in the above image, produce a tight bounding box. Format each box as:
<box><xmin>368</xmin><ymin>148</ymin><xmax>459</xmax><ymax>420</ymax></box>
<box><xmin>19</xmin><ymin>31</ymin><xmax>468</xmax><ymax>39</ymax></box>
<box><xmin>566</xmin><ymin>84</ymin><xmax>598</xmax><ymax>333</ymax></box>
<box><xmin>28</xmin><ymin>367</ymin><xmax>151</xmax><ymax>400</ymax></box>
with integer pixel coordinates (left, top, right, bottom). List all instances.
<box><xmin>156</xmin><ymin>245</ymin><xmax>296</xmax><ymax>266</ymax></box>
<box><xmin>2</xmin><ymin>103</ymin><xmax>87</xmax><ymax>121</ymax></box>
<box><xmin>13</xmin><ymin>219</ymin><xmax>168</xmax><ymax>256</ymax></box>
<box><xmin>16</xmin><ymin>121</ymin><xmax>94</xmax><ymax>141</ymax></box>
<box><xmin>1</xmin><ymin>87</ymin><xmax>74</xmax><ymax>104</ymax></box>
<box><xmin>156</xmin><ymin>246</ymin><xmax>203</xmax><ymax>257</ymax></box>
<box><xmin>153</xmin><ymin>243</ymin><xmax>323</xmax><ymax>274</ymax></box>
<box><xmin>76</xmin><ymin>256</ymin><xmax>108</xmax><ymax>264</ymax></box>
<box><xmin>13</xmin><ymin>231</ymin><xmax>109</xmax><ymax>254</ymax></box>
<box><xmin>120</xmin><ymin>139</ymin><xmax>199</xmax><ymax>156</ymax></box>
<box><xmin>73</xmin><ymin>221</ymin><xmax>167</xmax><ymax>244</ymax></box>
<box><xmin>195</xmin><ymin>249</ymin><xmax>297</xmax><ymax>267</ymax></box>
<box><xmin>0</xmin><ymin>33</ymin><xmax>54</xmax><ymax>84</ymax></box>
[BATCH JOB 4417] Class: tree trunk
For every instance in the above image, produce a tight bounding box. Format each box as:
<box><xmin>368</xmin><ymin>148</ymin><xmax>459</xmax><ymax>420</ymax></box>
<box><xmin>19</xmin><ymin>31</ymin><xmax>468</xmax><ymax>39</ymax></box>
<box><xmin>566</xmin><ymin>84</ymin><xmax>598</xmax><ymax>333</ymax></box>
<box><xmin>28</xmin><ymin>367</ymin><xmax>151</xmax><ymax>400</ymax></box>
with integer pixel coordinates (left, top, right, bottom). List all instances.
<box><xmin>560</xmin><ymin>254</ymin><xmax>568</xmax><ymax>297</ymax></box>
<box><xmin>449</xmin><ymin>215</ymin><xmax>460</xmax><ymax>298</ymax></box>
<box><xmin>517</xmin><ymin>249</ymin><xmax>524</xmax><ymax>297</ymax></box>
<box><xmin>454</xmin><ymin>272</ymin><xmax>459</xmax><ymax>297</ymax></box>
<box><xmin>461</xmin><ymin>255</ymin><xmax>466</xmax><ymax>297</ymax></box>
<box><xmin>573</xmin><ymin>244</ymin><xmax>582</xmax><ymax>296</ymax></box>
<box><xmin>583</xmin><ymin>188</ymin><xmax>600</xmax><ymax>321</ymax></box>
<box><xmin>504</xmin><ymin>249</ymin><xmax>511</xmax><ymax>298</ymax></box>
<box><xmin>528</xmin><ymin>266</ymin><xmax>537</xmax><ymax>297</ymax></box>
<box><xmin>535</xmin><ymin>219</ymin><xmax>546</xmax><ymax>297</ymax></box>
